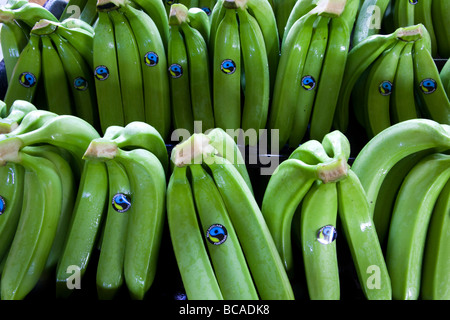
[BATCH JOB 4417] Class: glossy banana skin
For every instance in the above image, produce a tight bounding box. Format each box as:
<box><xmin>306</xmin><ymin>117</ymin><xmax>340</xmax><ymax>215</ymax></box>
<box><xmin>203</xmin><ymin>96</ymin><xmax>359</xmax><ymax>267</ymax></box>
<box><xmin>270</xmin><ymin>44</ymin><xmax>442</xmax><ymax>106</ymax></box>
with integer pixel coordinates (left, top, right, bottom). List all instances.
<box><xmin>0</xmin><ymin>20</ymin><xmax>28</xmax><ymax>85</ymax></box>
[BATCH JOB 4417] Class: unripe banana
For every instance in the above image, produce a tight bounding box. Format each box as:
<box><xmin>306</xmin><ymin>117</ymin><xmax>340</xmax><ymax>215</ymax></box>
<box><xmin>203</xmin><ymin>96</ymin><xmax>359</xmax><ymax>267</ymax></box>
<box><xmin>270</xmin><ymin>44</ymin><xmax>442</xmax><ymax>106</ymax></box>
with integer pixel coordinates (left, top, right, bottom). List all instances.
<box><xmin>0</xmin><ymin>100</ymin><xmax>37</xmax><ymax>133</ymax></box>
<box><xmin>188</xmin><ymin>7</ymin><xmax>211</xmax><ymax>42</ymax></box>
<box><xmin>431</xmin><ymin>0</ymin><xmax>449</xmax><ymax>58</ymax></box>
<box><xmin>0</xmin><ymin>19</ymin><xmax>28</xmax><ymax>84</ymax></box>
<box><xmin>413</xmin><ymin>0</ymin><xmax>437</xmax><ymax>57</ymax></box>
<box><xmin>0</xmin><ymin>1</ymin><xmax>58</xmax><ymax>27</ymax></box>
<box><xmin>351</xmin><ymin>0</ymin><xmax>390</xmax><ymax>47</ymax></box>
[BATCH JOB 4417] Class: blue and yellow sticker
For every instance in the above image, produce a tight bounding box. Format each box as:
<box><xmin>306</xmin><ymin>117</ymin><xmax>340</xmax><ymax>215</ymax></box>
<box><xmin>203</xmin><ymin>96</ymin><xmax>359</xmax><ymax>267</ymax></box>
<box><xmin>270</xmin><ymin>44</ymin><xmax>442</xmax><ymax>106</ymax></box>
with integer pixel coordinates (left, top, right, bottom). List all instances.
<box><xmin>221</xmin><ymin>59</ymin><xmax>236</xmax><ymax>75</ymax></box>
<box><xmin>169</xmin><ymin>63</ymin><xmax>183</xmax><ymax>78</ymax></box>
<box><xmin>19</xmin><ymin>72</ymin><xmax>37</xmax><ymax>88</ymax></box>
<box><xmin>112</xmin><ymin>193</ymin><xmax>131</xmax><ymax>213</ymax></box>
<box><xmin>0</xmin><ymin>195</ymin><xmax>5</xmax><ymax>215</ymax></box>
<box><xmin>301</xmin><ymin>75</ymin><xmax>316</xmax><ymax>91</ymax></box>
<box><xmin>420</xmin><ymin>78</ymin><xmax>437</xmax><ymax>94</ymax></box>
<box><xmin>74</xmin><ymin>77</ymin><xmax>88</xmax><ymax>91</ymax></box>
<box><xmin>144</xmin><ymin>51</ymin><xmax>159</xmax><ymax>67</ymax></box>
<box><xmin>206</xmin><ymin>224</ymin><xmax>228</xmax><ymax>246</ymax></box>
<box><xmin>379</xmin><ymin>80</ymin><xmax>393</xmax><ymax>96</ymax></box>
<box><xmin>94</xmin><ymin>65</ymin><xmax>109</xmax><ymax>81</ymax></box>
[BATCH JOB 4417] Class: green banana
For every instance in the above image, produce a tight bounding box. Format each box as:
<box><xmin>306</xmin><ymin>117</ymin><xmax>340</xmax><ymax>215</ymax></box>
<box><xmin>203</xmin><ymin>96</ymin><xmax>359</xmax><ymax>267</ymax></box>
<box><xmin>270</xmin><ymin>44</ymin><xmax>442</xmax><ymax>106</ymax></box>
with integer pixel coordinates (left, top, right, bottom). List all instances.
<box><xmin>0</xmin><ymin>1</ymin><xmax>58</xmax><ymax>27</ymax></box>
<box><xmin>0</xmin><ymin>100</ymin><xmax>37</xmax><ymax>134</ymax></box>
<box><xmin>49</xmin><ymin>32</ymin><xmax>98</xmax><ymax>127</ymax></box>
<box><xmin>168</xmin><ymin>23</ymin><xmax>194</xmax><ymax>133</ymax></box>
<box><xmin>114</xmin><ymin>148</ymin><xmax>166</xmax><ymax>300</ymax></box>
<box><xmin>289</xmin><ymin>16</ymin><xmax>330</xmax><ymax>147</ymax></box>
<box><xmin>337</xmin><ymin>169</ymin><xmax>392</xmax><ymax>300</ymax></box>
<box><xmin>120</xmin><ymin>3</ymin><xmax>171</xmax><ymax>141</ymax></box>
<box><xmin>189</xmin><ymin>164</ymin><xmax>259</xmax><ymax>300</ymax></box>
<box><xmin>3</xmin><ymin>34</ymin><xmax>41</xmax><ymax>107</ymax></box>
<box><xmin>441</xmin><ymin>58</ymin><xmax>450</xmax><ymax>98</ymax></box>
<box><xmin>268</xmin><ymin>12</ymin><xmax>317</xmax><ymax>148</ymax></box>
<box><xmin>0</xmin><ymin>101</ymin><xmax>7</xmax><ymax>118</ymax></box>
<box><xmin>209</xmin><ymin>0</ymin><xmax>225</xmax><ymax>57</ymax></box>
<box><xmin>1</xmin><ymin>150</ymin><xmax>62</xmax><ymax>300</ymax></box>
<box><xmin>273</xmin><ymin>0</ymin><xmax>297</xmax><ymax>40</ymax></box>
<box><xmin>108</xmin><ymin>8</ymin><xmax>145</xmax><ymax>124</ymax></box>
<box><xmin>93</xmin><ymin>9</ymin><xmax>125</xmax><ymax>134</ymax></box>
<box><xmin>167</xmin><ymin>165</ymin><xmax>223</xmax><ymax>300</ymax></box>
<box><xmin>55</xmin><ymin>160</ymin><xmax>108</xmax><ymax>298</ymax></box>
<box><xmin>413</xmin><ymin>0</ymin><xmax>437</xmax><ymax>57</ymax></box>
<box><xmin>351</xmin><ymin>0</ymin><xmax>390</xmax><ymax>47</ymax></box>
<box><xmin>351</xmin><ymin>118</ymin><xmax>450</xmax><ymax>218</ymax></box>
<box><xmin>282</xmin><ymin>0</ymin><xmax>318</xmax><ymax>46</ymax></box>
<box><xmin>236</xmin><ymin>5</ymin><xmax>269</xmax><ymax>143</ymax></box>
<box><xmin>1</xmin><ymin>109</ymin><xmax>57</xmax><ymax>137</ymax></box>
<box><xmin>205</xmin><ymin>155</ymin><xmax>294</xmax><ymax>299</ymax></box>
<box><xmin>390</xmin><ymin>42</ymin><xmax>419</xmax><ymax>124</ymax></box>
<box><xmin>299</xmin><ymin>180</ymin><xmax>340</xmax><ymax>300</ymax></box>
<box><xmin>362</xmin><ymin>40</ymin><xmax>407</xmax><ymax>138</ymax></box>
<box><xmin>187</xmin><ymin>6</ymin><xmax>210</xmax><ymax>42</ymax></box>
<box><xmin>59</xmin><ymin>0</ymin><xmax>88</xmax><ymax>22</ymax></box>
<box><xmin>431</xmin><ymin>0</ymin><xmax>450</xmax><ymax>58</ymax></box>
<box><xmin>79</xmin><ymin>0</ymin><xmax>98</xmax><ymax>25</ymax></box>
<box><xmin>309</xmin><ymin>13</ymin><xmax>350</xmax><ymax>141</ymax></box>
<box><xmin>412</xmin><ymin>36</ymin><xmax>450</xmax><ymax>125</ymax></box>
<box><xmin>96</xmin><ymin>159</ymin><xmax>131</xmax><ymax>300</ymax></box>
<box><xmin>386</xmin><ymin>153</ymin><xmax>450</xmax><ymax>300</ymax></box>
<box><xmin>421</xmin><ymin>177</ymin><xmax>450</xmax><ymax>300</ymax></box>
<box><xmin>393</xmin><ymin>0</ymin><xmax>415</xmax><ymax>29</ymax></box>
<box><xmin>60</xmin><ymin>17</ymin><xmax>95</xmax><ymax>34</ymax></box>
<box><xmin>40</xmin><ymin>35</ymin><xmax>74</xmax><ymax>116</ymax></box>
<box><xmin>212</xmin><ymin>3</ymin><xmax>241</xmax><ymax>132</ymax></box>
<box><xmin>0</xmin><ymin>20</ymin><xmax>28</xmax><ymax>84</ymax></box>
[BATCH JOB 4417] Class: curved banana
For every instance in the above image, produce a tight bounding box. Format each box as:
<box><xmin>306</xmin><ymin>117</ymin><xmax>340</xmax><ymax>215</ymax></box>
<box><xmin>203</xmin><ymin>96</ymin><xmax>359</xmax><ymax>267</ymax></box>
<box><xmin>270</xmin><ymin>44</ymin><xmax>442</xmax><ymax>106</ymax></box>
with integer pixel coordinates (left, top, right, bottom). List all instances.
<box><xmin>412</xmin><ymin>36</ymin><xmax>450</xmax><ymax>125</ymax></box>
<box><xmin>441</xmin><ymin>58</ymin><xmax>450</xmax><ymax>98</ymax></box>
<box><xmin>96</xmin><ymin>159</ymin><xmax>131</xmax><ymax>300</ymax></box>
<box><xmin>299</xmin><ymin>180</ymin><xmax>340</xmax><ymax>300</ymax></box>
<box><xmin>421</xmin><ymin>177</ymin><xmax>450</xmax><ymax>300</ymax></box>
<box><xmin>213</xmin><ymin>2</ymin><xmax>241</xmax><ymax>132</ymax></box>
<box><xmin>108</xmin><ymin>8</ymin><xmax>145</xmax><ymax>124</ymax></box>
<box><xmin>59</xmin><ymin>17</ymin><xmax>95</xmax><ymax>34</ymax></box>
<box><xmin>59</xmin><ymin>0</ymin><xmax>88</xmax><ymax>22</ymax></box>
<box><xmin>55</xmin><ymin>160</ymin><xmax>108</xmax><ymax>298</ymax></box>
<box><xmin>0</xmin><ymin>1</ymin><xmax>58</xmax><ymax>27</ymax></box>
<box><xmin>390</xmin><ymin>42</ymin><xmax>418</xmax><ymax>124</ymax></box>
<box><xmin>268</xmin><ymin>12</ymin><xmax>317</xmax><ymax>148</ymax></box>
<box><xmin>167</xmin><ymin>23</ymin><xmax>194</xmax><ymax>133</ymax></box>
<box><xmin>413</xmin><ymin>0</ymin><xmax>437</xmax><ymax>57</ymax></box>
<box><xmin>54</xmin><ymin>22</ymin><xmax>94</xmax><ymax>68</ymax></box>
<box><xmin>49</xmin><ymin>32</ymin><xmax>98</xmax><ymax>127</ymax></box>
<box><xmin>205</xmin><ymin>155</ymin><xmax>294</xmax><ymax>299</ymax></box>
<box><xmin>114</xmin><ymin>148</ymin><xmax>166</xmax><ymax>300</ymax></box>
<box><xmin>281</xmin><ymin>0</ymin><xmax>317</xmax><ymax>47</ymax></box>
<box><xmin>337</xmin><ymin>169</ymin><xmax>392</xmax><ymax>300</ymax></box>
<box><xmin>79</xmin><ymin>0</ymin><xmax>98</xmax><ymax>25</ymax></box>
<box><xmin>351</xmin><ymin>118</ymin><xmax>450</xmax><ymax>218</ymax></box>
<box><xmin>386</xmin><ymin>153</ymin><xmax>450</xmax><ymax>300</ymax></box>
<box><xmin>190</xmin><ymin>164</ymin><xmax>258</xmax><ymax>300</ymax></box>
<box><xmin>187</xmin><ymin>7</ymin><xmax>211</xmax><ymax>42</ymax></box>
<box><xmin>393</xmin><ymin>0</ymin><xmax>415</xmax><ymax>29</ymax></box>
<box><xmin>362</xmin><ymin>40</ymin><xmax>407</xmax><ymax>138</ymax></box>
<box><xmin>40</xmin><ymin>35</ymin><xmax>73</xmax><ymax>116</ymax></box>
<box><xmin>167</xmin><ymin>165</ymin><xmax>223</xmax><ymax>300</ymax></box>
<box><xmin>289</xmin><ymin>16</ymin><xmax>330</xmax><ymax>147</ymax></box>
<box><xmin>93</xmin><ymin>9</ymin><xmax>125</xmax><ymax>134</ymax></box>
<box><xmin>236</xmin><ymin>5</ymin><xmax>269</xmax><ymax>143</ymax></box>
<box><xmin>3</xmin><ymin>34</ymin><xmax>41</xmax><ymax>107</ymax></box>
<box><xmin>351</xmin><ymin>0</ymin><xmax>390</xmax><ymax>47</ymax></box>
<box><xmin>0</xmin><ymin>100</ymin><xmax>37</xmax><ymax>133</ymax></box>
<box><xmin>0</xmin><ymin>20</ymin><xmax>28</xmax><ymax>84</ymax></box>
<box><xmin>1</xmin><ymin>150</ymin><xmax>62</xmax><ymax>300</ymax></box>
<box><xmin>273</xmin><ymin>0</ymin><xmax>297</xmax><ymax>40</ymax></box>
<box><xmin>288</xmin><ymin>139</ymin><xmax>334</xmax><ymax>165</ymax></box>
<box><xmin>180</xmin><ymin>9</ymin><xmax>215</xmax><ymax>132</ymax></box>
<box><xmin>309</xmin><ymin>14</ymin><xmax>350</xmax><ymax>141</ymax></box>
<box><xmin>120</xmin><ymin>3</ymin><xmax>171</xmax><ymax>141</ymax></box>
<box><xmin>261</xmin><ymin>155</ymin><xmax>348</xmax><ymax>274</ymax></box>
<box><xmin>1</xmin><ymin>109</ymin><xmax>57</xmax><ymax>137</ymax></box>
<box><xmin>431</xmin><ymin>0</ymin><xmax>450</xmax><ymax>58</ymax></box>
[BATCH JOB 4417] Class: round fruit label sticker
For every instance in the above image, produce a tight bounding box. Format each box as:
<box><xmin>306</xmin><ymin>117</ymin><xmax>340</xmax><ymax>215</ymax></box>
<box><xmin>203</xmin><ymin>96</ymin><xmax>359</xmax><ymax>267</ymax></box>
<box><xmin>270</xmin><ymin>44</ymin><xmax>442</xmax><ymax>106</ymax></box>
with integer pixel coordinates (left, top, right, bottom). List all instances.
<box><xmin>409</xmin><ymin>0</ymin><xmax>418</xmax><ymax>4</ymax></box>
<box><xmin>74</xmin><ymin>77</ymin><xmax>88</xmax><ymax>91</ymax></box>
<box><xmin>144</xmin><ymin>52</ymin><xmax>159</xmax><ymax>67</ymax></box>
<box><xmin>301</xmin><ymin>75</ymin><xmax>316</xmax><ymax>90</ymax></box>
<box><xmin>19</xmin><ymin>72</ymin><xmax>37</xmax><ymax>88</ymax></box>
<box><xmin>221</xmin><ymin>59</ymin><xmax>237</xmax><ymax>75</ymax></box>
<box><xmin>0</xmin><ymin>195</ymin><xmax>5</xmax><ymax>215</ymax></box>
<box><xmin>94</xmin><ymin>66</ymin><xmax>110</xmax><ymax>81</ymax></box>
<box><xmin>206</xmin><ymin>224</ymin><xmax>228</xmax><ymax>245</ymax></box>
<box><xmin>169</xmin><ymin>64</ymin><xmax>183</xmax><ymax>78</ymax></box>
<box><xmin>317</xmin><ymin>225</ymin><xmax>337</xmax><ymax>245</ymax></box>
<box><xmin>201</xmin><ymin>7</ymin><xmax>212</xmax><ymax>16</ymax></box>
<box><xmin>379</xmin><ymin>80</ymin><xmax>393</xmax><ymax>96</ymax></box>
<box><xmin>420</xmin><ymin>78</ymin><xmax>437</xmax><ymax>94</ymax></box>
<box><xmin>112</xmin><ymin>193</ymin><xmax>131</xmax><ymax>213</ymax></box>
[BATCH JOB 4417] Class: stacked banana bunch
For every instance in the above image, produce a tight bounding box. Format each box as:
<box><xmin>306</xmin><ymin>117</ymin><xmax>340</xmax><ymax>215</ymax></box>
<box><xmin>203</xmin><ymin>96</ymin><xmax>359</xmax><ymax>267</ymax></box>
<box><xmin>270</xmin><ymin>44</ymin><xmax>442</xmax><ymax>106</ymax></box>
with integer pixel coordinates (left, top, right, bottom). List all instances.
<box><xmin>0</xmin><ymin>0</ymin><xmax>98</xmax><ymax>126</ymax></box>
<box><xmin>93</xmin><ymin>0</ymin><xmax>170</xmax><ymax>139</ymax></box>
<box><xmin>261</xmin><ymin>130</ymin><xmax>391</xmax><ymax>300</ymax></box>
<box><xmin>350</xmin><ymin>118</ymin><xmax>450</xmax><ymax>300</ymax></box>
<box><xmin>167</xmin><ymin>129</ymin><xmax>294</xmax><ymax>300</ymax></box>
<box><xmin>0</xmin><ymin>99</ymin><xmax>99</xmax><ymax>300</ymax></box>
<box><xmin>267</xmin><ymin>0</ymin><xmax>359</xmax><ymax>148</ymax></box>
<box><xmin>334</xmin><ymin>23</ymin><xmax>450</xmax><ymax>138</ymax></box>
<box><xmin>167</xmin><ymin>4</ymin><xmax>214</xmax><ymax>133</ymax></box>
<box><xmin>353</xmin><ymin>0</ymin><xmax>449</xmax><ymax>58</ymax></box>
<box><xmin>208</xmin><ymin>0</ymin><xmax>278</xmax><ymax>143</ymax></box>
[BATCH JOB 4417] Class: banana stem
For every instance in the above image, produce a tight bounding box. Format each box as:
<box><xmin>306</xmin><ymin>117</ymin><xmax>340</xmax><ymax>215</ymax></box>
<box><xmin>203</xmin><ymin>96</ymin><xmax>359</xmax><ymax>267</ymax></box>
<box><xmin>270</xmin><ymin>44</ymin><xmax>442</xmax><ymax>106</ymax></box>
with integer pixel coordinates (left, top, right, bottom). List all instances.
<box><xmin>0</xmin><ymin>137</ymin><xmax>24</xmax><ymax>166</ymax></box>
<box><xmin>311</xmin><ymin>0</ymin><xmax>347</xmax><ymax>17</ymax></box>
<box><xmin>396</xmin><ymin>24</ymin><xmax>425</xmax><ymax>42</ymax></box>
<box><xmin>0</xmin><ymin>10</ymin><xmax>14</xmax><ymax>23</ymax></box>
<box><xmin>83</xmin><ymin>138</ymin><xmax>119</xmax><ymax>161</ymax></box>
<box><xmin>168</xmin><ymin>3</ymin><xmax>189</xmax><ymax>25</ymax></box>
<box><xmin>318</xmin><ymin>157</ymin><xmax>349</xmax><ymax>183</ymax></box>
<box><xmin>223</xmin><ymin>0</ymin><xmax>239</xmax><ymax>9</ymax></box>
<box><xmin>171</xmin><ymin>133</ymin><xmax>217</xmax><ymax>167</ymax></box>
<box><xmin>96</xmin><ymin>0</ymin><xmax>121</xmax><ymax>12</ymax></box>
<box><xmin>31</xmin><ymin>19</ymin><xmax>58</xmax><ymax>35</ymax></box>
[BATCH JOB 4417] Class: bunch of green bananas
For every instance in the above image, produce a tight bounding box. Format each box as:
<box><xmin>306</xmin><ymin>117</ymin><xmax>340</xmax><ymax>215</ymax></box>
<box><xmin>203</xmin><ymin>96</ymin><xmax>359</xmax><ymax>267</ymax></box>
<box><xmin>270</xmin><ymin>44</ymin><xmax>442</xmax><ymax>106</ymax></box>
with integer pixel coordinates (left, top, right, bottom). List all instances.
<box><xmin>93</xmin><ymin>0</ymin><xmax>170</xmax><ymax>140</ymax></box>
<box><xmin>261</xmin><ymin>130</ymin><xmax>392</xmax><ymax>300</ymax></box>
<box><xmin>353</xmin><ymin>0</ymin><xmax>449</xmax><ymax>58</ymax></box>
<box><xmin>167</xmin><ymin>3</ymin><xmax>214</xmax><ymax>134</ymax></box>
<box><xmin>167</xmin><ymin>129</ymin><xmax>294</xmax><ymax>300</ymax></box>
<box><xmin>209</xmin><ymin>0</ymin><xmax>278</xmax><ymax>143</ymax></box>
<box><xmin>351</xmin><ymin>118</ymin><xmax>450</xmax><ymax>300</ymax></box>
<box><xmin>268</xmin><ymin>0</ymin><xmax>359</xmax><ymax>149</ymax></box>
<box><xmin>335</xmin><ymin>23</ymin><xmax>450</xmax><ymax>138</ymax></box>
<box><xmin>0</xmin><ymin>99</ymin><xmax>99</xmax><ymax>300</ymax></box>
<box><xmin>56</xmin><ymin>120</ymin><xmax>167</xmax><ymax>300</ymax></box>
